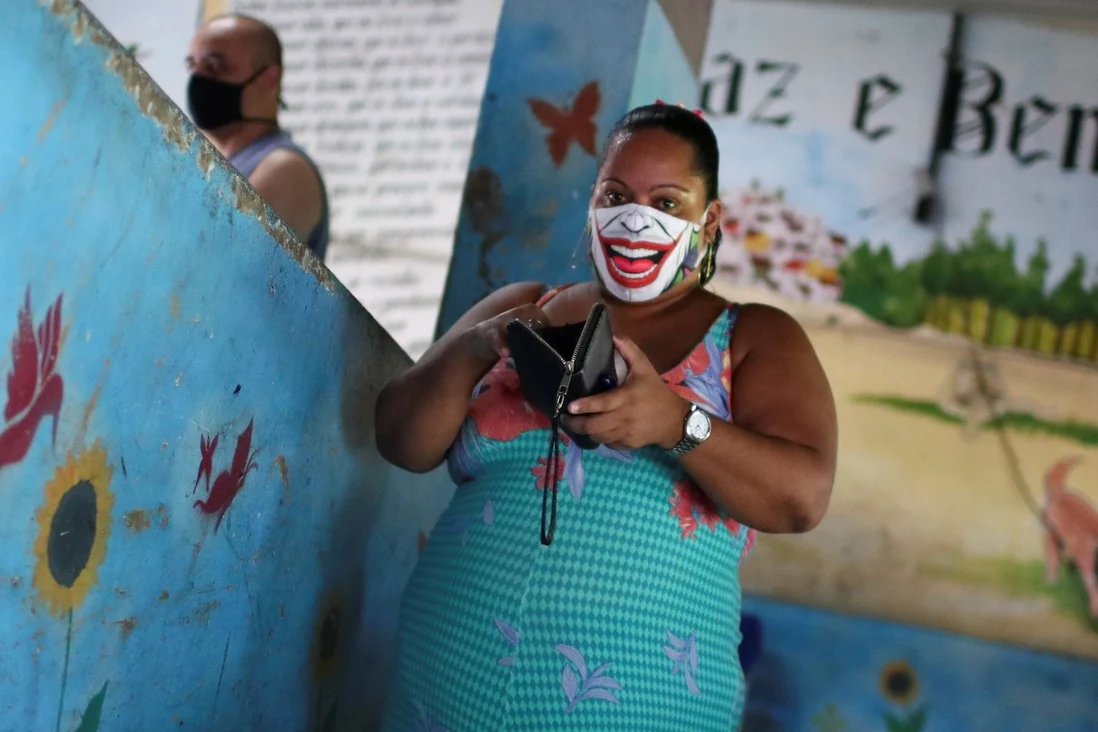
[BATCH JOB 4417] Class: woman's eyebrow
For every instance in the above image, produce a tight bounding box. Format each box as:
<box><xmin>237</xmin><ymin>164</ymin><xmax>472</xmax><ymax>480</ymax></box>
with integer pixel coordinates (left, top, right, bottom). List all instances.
<box><xmin>601</xmin><ymin>178</ymin><xmax>691</xmax><ymax>194</ymax></box>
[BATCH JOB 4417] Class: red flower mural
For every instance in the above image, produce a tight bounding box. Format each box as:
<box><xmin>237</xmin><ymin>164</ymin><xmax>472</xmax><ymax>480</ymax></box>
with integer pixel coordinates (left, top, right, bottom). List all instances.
<box><xmin>669</xmin><ymin>478</ymin><xmax>741</xmax><ymax>539</ymax></box>
<box><xmin>469</xmin><ymin>363</ymin><xmax>550</xmax><ymax>442</ymax></box>
<box><xmin>0</xmin><ymin>289</ymin><xmax>64</xmax><ymax>471</ymax></box>
<box><xmin>192</xmin><ymin>433</ymin><xmax>219</xmax><ymax>495</ymax></box>
<box><xmin>193</xmin><ymin>419</ymin><xmax>258</xmax><ymax>531</ymax></box>
<box><xmin>528</xmin><ymin>81</ymin><xmax>600</xmax><ymax>167</ymax></box>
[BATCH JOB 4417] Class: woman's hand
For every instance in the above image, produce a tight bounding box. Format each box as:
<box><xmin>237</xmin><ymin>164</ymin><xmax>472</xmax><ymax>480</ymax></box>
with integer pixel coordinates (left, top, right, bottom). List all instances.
<box><xmin>465</xmin><ymin>303</ymin><xmax>549</xmax><ymax>362</ymax></box>
<box><xmin>375</xmin><ymin>280</ymin><xmax>547</xmax><ymax>474</ymax></box>
<box><xmin>565</xmin><ymin>336</ymin><xmax>689</xmax><ymax>451</ymax></box>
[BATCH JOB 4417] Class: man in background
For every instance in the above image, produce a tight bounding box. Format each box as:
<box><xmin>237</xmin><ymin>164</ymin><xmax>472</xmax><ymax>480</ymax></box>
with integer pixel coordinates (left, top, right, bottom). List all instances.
<box><xmin>186</xmin><ymin>14</ymin><xmax>329</xmax><ymax>261</ymax></box>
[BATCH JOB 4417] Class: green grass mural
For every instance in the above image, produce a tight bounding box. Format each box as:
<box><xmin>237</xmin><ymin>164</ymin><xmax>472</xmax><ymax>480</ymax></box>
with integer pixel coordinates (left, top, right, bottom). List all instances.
<box><xmin>840</xmin><ymin>213</ymin><xmax>1098</xmax><ymax>364</ymax></box>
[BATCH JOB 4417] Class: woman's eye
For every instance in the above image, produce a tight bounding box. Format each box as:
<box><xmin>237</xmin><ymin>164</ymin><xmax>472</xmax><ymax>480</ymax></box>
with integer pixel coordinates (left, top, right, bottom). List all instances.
<box><xmin>659</xmin><ymin>199</ymin><xmax>678</xmax><ymax>211</ymax></box>
<box><xmin>606</xmin><ymin>192</ymin><xmax>625</xmax><ymax>205</ymax></box>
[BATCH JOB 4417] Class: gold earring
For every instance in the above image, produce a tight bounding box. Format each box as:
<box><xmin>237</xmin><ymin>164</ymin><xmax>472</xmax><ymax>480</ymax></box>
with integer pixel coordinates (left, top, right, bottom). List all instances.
<box><xmin>700</xmin><ymin>243</ymin><xmax>716</xmax><ymax>283</ymax></box>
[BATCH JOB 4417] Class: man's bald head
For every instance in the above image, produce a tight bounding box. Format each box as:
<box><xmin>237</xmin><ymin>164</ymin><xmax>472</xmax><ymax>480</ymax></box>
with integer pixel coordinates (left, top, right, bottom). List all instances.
<box><xmin>207</xmin><ymin>14</ymin><xmax>282</xmax><ymax>68</ymax></box>
<box><xmin>189</xmin><ymin>14</ymin><xmax>282</xmax><ymax>76</ymax></box>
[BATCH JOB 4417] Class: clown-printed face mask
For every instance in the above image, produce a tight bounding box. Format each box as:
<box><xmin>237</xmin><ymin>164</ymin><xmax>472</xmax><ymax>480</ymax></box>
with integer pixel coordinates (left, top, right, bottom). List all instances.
<box><xmin>589</xmin><ymin>203</ymin><xmax>705</xmax><ymax>303</ymax></box>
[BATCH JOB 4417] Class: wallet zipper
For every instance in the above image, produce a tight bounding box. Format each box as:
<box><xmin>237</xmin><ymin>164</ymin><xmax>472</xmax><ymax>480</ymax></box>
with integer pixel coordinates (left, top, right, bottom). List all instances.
<box><xmin>522</xmin><ymin>304</ymin><xmax>601</xmax><ymax>547</ymax></box>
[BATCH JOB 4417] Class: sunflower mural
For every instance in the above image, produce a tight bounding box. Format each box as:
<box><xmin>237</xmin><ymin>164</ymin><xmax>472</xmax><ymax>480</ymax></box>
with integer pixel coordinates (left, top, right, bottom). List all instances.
<box><xmin>879</xmin><ymin>660</ymin><xmax>928</xmax><ymax>732</ymax></box>
<box><xmin>32</xmin><ymin>440</ymin><xmax>114</xmax><ymax>732</ymax></box>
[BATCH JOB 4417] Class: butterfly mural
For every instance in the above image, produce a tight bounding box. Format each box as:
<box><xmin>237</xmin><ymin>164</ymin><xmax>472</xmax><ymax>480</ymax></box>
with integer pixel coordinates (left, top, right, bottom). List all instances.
<box><xmin>527</xmin><ymin>81</ymin><xmax>601</xmax><ymax>168</ymax></box>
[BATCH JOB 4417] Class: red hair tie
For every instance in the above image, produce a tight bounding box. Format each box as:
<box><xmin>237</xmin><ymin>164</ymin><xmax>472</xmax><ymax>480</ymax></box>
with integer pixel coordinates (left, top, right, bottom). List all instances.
<box><xmin>653</xmin><ymin>99</ymin><xmax>705</xmax><ymax>118</ymax></box>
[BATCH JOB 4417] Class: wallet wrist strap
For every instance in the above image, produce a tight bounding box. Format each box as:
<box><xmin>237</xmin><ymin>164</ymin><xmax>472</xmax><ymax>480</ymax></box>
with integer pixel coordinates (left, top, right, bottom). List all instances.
<box><xmin>540</xmin><ymin>365</ymin><xmax>573</xmax><ymax>546</ymax></box>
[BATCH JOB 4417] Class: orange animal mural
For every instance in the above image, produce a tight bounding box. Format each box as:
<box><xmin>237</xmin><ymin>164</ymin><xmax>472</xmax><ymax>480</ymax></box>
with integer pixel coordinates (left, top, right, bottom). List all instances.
<box><xmin>1043</xmin><ymin>458</ymin><xmax>1098</xmax><ymax>618</ymax></box>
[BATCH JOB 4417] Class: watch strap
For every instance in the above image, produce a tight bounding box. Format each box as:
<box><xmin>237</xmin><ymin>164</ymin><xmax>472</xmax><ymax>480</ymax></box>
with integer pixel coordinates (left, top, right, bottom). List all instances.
<box><xmin>669</xmin><ymin>404</ymin><xmax>703</xmax><ymax>457</ymax></box>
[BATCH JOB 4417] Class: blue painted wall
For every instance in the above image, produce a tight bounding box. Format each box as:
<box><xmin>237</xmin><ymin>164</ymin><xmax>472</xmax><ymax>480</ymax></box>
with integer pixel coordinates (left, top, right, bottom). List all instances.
<box><xmin>742</xmin><ymin>596</ymin><xmax>1098</xmax><ymax>731</ymax></box>
<box><xmin>436</xmin><ymin>0</ymin><xmax>701</xmax><ymax>335</ymax></box>
<box><xmin>629</xmin><ymin>0</ymin><xmax>699</xmax><ymax>111</ymax></box>
<box><xmin>0</xmin><ymin>3</ymin><xmax>453</xmax><ymax>730</ymax></box>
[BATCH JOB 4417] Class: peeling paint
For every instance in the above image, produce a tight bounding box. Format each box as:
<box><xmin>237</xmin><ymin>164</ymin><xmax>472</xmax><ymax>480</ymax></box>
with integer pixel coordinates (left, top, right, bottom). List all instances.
<box><xmin>229</xmin><ymin>176</ymin><xmax>334</xmax><ymax>291</ymax></box>
<box><xmin>104</xmin><ymin>50</ymin><xmax>196</xmax><ymax>153</ymax></box>
<box><xmin>123</xmin><ymin>509</ymin><xmax>151</xmax><ymax>533</ymax></box>
<box><xmin>194</xmin><ymin>601</ymin><xmax>221</xmax><ymax>624</ymax></box>
<box><xmin>275</xmin><ymin>455</ymin><xmax>290</xmax><ymax>504</ymax></box>
<box><xmin>75</xmin><ymin>358</ymin><xmax>109</xmax><ymax>448</ymax></box>
<box><xmin>37</xmin><ymin>99</ymin><xmax>67</xmax><ymax>142</ymax></box>
<box><xmin>196</xmin><ymin>143</ymin><xmax>217</xmax><ymax>177</ymax></box>
<box><xmin>46</xmin><ymin>0</ymin><xmax>197</xmax><ymax>157</ymax></box>
<box><xmin>114</xmin><ymin>617</ymin><xmax>137</xmax><ymax>638</ymax></box>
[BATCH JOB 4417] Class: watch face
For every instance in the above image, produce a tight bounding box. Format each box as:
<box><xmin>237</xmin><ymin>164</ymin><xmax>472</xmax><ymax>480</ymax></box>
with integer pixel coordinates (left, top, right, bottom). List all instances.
<box><xmin>686</xmin><ymin>408</ymin><xmax>711</xmax><ymax>441</ymax></box>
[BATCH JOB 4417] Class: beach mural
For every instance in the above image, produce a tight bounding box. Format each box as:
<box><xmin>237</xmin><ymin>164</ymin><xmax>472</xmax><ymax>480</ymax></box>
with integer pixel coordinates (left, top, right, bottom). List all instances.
<box><xmin>704</xmin><ymin>0</ymin><xmax>1098</xmax><ymax>662</ymax></box>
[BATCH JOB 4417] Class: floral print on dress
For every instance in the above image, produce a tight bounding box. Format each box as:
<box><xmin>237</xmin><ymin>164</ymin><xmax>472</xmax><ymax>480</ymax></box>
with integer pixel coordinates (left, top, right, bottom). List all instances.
<box><xmin>447</xmin><ymin>417</ymin><xmax>487</xmax><ymax>485</ymax></box>
<box><xmin>411</xmin><ymin>700</ymin><xmax>449</xmax><ymax>732</ymax></box>
<box><xmin>444</xmin><ymin>497</ymin><xmax>496</xmax><ymax>546</ymax></box>
<box><xmin>663</xmin><ymin>631</ymin><xmax>701</xmax><ymax>695</ymax></box>
<box><xmin>555</xmin><ymin>644</ymin><xmax>622</xmax><ymax>713</ymax></box>
<box><xmin>662</xmin><ymin>332</ymin><xmax>732</xmax><ymax>422</ymax></box>
<box><xmin>669</xmin><ymin>478</ymin><xmax>743</xmax><ymax>539</ymax></box>
<box><xmin>495</xmin><ymin>618</ymin><xmax>520</xmax><ymax>666</ymax></box>
<box><xmin>448</xmin><ymin>359</ymin><xmax>550</xmax><ymax>484</ymax></box>
<box><xmin>741</xmin><ymin>527</ymin><xmax>758</xmax><ymax>565</ymax></box>
<box><xmin>532</xmin><ymin>436</ymin><xmax>633</xmax><ymax>502</ymax></box>
<box><xmin>720</xmin><ymin>342</ymin><xmax>734</xmax><ymax>397</ymax></box>
<box><xmin>469</xmin><ymin>360</ymin><xmax>550</xmax><ymax>441</ymax></box>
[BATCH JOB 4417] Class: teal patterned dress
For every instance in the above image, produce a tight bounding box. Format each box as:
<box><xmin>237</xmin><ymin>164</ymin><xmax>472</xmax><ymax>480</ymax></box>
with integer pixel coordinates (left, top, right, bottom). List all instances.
<box><xmin>383</xmin><ymin>287</ymin><xmax>757</xmax><ymax>731</ymax></box>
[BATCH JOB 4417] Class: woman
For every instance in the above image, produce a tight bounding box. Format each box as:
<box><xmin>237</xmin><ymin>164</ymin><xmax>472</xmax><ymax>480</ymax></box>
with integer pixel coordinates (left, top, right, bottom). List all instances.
<box><xmin>376</xmin><ymin>103</ymin><xmax>837</xmax><ymax>730</ymax></box>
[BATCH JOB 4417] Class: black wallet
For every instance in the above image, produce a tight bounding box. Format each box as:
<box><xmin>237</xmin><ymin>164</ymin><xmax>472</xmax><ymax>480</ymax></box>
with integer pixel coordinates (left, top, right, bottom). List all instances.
<box><xmin>506</xmin><ymin>302</ymin><xmax>617</xmax><ymax>450</ymax></box>
<box><xmin>506</xmin><ymin>302</ymin><xmax>618</xmax><ymax>546</ymax></box>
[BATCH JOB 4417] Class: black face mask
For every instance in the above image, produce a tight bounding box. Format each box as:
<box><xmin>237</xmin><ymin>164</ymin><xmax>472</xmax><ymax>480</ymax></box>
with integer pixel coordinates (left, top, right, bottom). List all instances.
<box><xmin>187</xmin><ymin>67</ymin><xmax>275</xmax><ymax>131</ymax></box>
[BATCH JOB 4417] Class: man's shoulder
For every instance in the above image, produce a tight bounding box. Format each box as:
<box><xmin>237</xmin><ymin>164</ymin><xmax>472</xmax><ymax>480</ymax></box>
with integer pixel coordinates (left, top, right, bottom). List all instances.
<box><xmin>253</xmin><ymin>146</ymin><xmax>319</xmax><ymax>181</ymax></box>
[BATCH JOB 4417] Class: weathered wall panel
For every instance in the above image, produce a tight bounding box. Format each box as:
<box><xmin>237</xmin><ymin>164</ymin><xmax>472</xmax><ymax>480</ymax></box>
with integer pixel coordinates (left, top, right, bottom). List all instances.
<box><xmin>435</xmin><ymin>0</ymin><xmax>699</xmax><ymax>335</ymax></box>
<box><xmin>741</xmin><ymin>596</ymin><xmax>1098</xmax><ymax>731</ymax></box>
<box><xmin>0</xmin><ymin>3</ymin><xmax>453</xmax><ymax>730</ymax></box>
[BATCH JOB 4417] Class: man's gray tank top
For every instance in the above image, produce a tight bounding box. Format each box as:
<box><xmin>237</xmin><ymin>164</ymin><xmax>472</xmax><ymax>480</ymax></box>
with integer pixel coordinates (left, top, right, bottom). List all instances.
<box><xmin>229</xmin><ymin>130</ymin><xmax>330</xmax><ymax>262</ymax></box>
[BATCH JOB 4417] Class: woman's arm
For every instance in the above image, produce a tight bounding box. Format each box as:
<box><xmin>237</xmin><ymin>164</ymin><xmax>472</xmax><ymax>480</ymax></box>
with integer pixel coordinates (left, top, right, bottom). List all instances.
<box><xmin>671</xmin><ymin>305</ymin><xmax>837</xmax><ymax>533</ymax></box>
<box><xmin>375</xmin><ymin>281</ymin><xmax>547</xmax><ymax>473</ymax></box>
<box><xmin>565</xmin><ymin>304</ymin><xmax>836</xmax><ymax>534</ymax></box>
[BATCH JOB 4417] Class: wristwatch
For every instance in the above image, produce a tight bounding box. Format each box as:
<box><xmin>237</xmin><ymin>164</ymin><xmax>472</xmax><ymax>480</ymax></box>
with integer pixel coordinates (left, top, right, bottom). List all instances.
<box><xmin>669</xmin><ymin>403</ymin><xmax>712</xmax><ymax>457</ymax></box>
